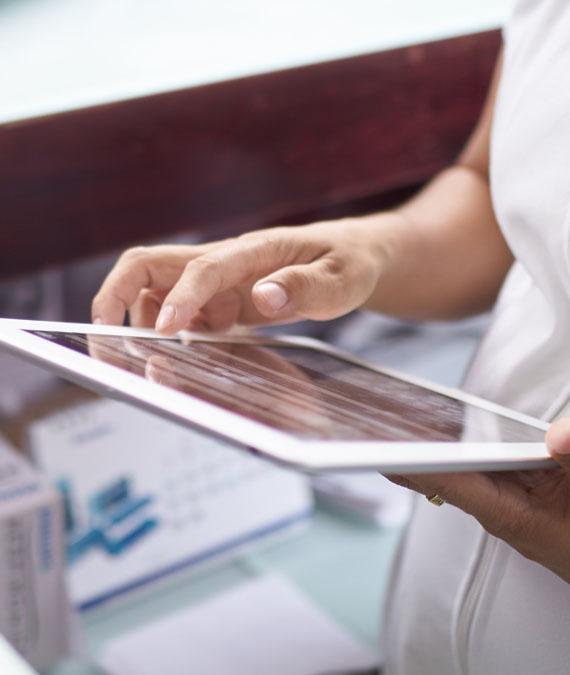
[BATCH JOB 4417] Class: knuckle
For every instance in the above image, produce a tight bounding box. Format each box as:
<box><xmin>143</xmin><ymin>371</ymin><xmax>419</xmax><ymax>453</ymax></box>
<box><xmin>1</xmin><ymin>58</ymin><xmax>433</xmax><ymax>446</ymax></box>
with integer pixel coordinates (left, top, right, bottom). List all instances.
<box><xmin>187</xmin><ymin>255</ymin><xmax>223</xmax><ymax>286</ymax></box>
<box><xmin>237</xmin><ymin>230</ymin><xmax>262</xmax><ymax>242</ymax></box>
<box><xmin>120</xmin><ymin>246</ymin><xmax>148</xmax><ymax>263</ymax></box>
<box><xmin>251</xmin><ymin>233</ymin><xmax>281</xmax><ymax>253</ymax></box>
<box><xmin>238</xmin><ymin>230</ymin><xmax>271</xmax><ymax>247</ymax></box>
<box><xmin>240</xmin><ymin>229</ymin><xmax>292</xmax><ymax>259</ymax></box>
<box><xmin>287</xmin><ymin>270</ymin><xmax>315</xmax><ymax>295</ymax></box>
<box><xmin>138</xmin><ymin>288</ymin><xmax>154</xmax><ymax>302</ymax></box>
<box><xmin>265</xmin><ymin>226</ymin><xmax>294</xmax><ymax>243</ymax></box>
<box><xmin>108</xmin><ymin>288</ymin><xmax>128</xmax><ymax>311</ymax></box>
<box><xmin>133</xmin><ymin>289</ymin><xmax>155</xmax><ymax>309</ymax></box>
<box><xmin>321</xmin><ymin>255</ymin><xmax>345</xmax><ymax>278</ymax></box>
<box><xmin>239</xmin><ymin>226</ymin><xmax>289</xmax><ymax>242</ymax></box>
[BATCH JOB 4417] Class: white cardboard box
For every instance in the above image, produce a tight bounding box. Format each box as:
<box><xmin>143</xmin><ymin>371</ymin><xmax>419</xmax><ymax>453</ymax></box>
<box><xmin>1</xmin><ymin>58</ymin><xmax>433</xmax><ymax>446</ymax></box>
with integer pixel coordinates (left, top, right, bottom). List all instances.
<box><xmin>26</xmin><ymin>396</ymin><xmax>312</xmax><ymax>609</ymax></box>
<box><xmin>0</xmin><ymin>433</ymin><xmax>71</xmax><ymax>671</ymax></box>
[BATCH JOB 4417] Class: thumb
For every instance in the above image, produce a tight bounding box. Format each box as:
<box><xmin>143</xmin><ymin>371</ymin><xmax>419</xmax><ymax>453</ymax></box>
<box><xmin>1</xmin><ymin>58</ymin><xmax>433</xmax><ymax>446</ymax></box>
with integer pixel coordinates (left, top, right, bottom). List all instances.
<box><xmin>252</xmin><ymin>259</ymin><xmax>353</xmax><ymax>321</ymax></box>
<box><xmin>545</xmin><ymin>418</ymin><xmax>570</xmax><ymax>473</ymax></box>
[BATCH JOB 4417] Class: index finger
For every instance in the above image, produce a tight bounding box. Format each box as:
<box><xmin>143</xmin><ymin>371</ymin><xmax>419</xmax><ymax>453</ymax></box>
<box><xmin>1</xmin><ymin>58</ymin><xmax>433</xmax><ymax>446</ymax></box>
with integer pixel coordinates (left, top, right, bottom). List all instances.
<box><xmin>155</xmin><ymin>233</ymin><xmax>313</xmax><ymax>334</ymax></box>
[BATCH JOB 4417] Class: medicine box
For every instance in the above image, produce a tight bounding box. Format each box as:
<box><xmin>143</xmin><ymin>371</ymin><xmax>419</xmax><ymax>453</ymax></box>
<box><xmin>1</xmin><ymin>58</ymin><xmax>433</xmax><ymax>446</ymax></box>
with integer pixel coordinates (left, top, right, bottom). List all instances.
<box><xmin>0</xmin><ymin>433</ymin><xmax>71</xmax><ymax>671</ymax></box>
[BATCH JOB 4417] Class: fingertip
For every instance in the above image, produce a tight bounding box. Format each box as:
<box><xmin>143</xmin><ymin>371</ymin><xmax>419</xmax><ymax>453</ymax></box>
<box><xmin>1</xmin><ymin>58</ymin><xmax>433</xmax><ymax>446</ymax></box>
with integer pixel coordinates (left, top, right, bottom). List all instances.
<box><xmin>91</xmin><ymin>297</ymin><xmax>124</xmax><ymax>327</ymax></box>
<box><xmin>92</xmin><ymin>310</ymin><xmax>123</xmax><ymax>327</ymax></box>
<box><xmin>545</xmin><ymin>418</ymin><xmax>570</xmax><ymax>457</ymax></box>
<box><xmin>155</xmin><ymin>304</ymin><xmax>178</xmax><ymax>335</ymax></box>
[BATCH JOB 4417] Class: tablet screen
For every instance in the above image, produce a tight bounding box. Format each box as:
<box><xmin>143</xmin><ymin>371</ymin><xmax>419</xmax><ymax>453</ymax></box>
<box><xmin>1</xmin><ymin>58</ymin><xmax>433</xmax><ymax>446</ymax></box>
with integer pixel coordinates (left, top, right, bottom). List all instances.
<box><xmin>29</xmin><ymin>331</ymin><xmax>545</xmax><ymax>444</ymax></box>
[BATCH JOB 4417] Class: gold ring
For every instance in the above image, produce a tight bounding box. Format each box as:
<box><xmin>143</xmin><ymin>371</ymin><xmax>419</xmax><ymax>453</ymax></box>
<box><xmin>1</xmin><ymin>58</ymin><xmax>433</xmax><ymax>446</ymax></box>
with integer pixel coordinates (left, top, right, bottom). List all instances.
<box><xmin>426</xmin><ymin>493</ymin><xmax>445</xmax><ymax>507</ymax></box>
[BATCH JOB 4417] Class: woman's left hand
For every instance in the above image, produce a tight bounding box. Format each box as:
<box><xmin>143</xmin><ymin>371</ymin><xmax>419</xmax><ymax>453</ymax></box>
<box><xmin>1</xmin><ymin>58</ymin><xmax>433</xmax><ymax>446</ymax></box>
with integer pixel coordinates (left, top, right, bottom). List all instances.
<box><xmin>388</xmin><ymin>418</ymin><xmax>570</xmax><ymax>584</ymax></box>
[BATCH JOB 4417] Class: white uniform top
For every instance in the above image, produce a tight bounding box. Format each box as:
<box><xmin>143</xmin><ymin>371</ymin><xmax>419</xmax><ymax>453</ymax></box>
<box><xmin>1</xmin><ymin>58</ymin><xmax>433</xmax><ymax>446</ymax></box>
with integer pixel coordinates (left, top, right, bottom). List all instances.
<box><xmin>383</xmin><ymin>2</ymin><xmax>570</xmax><ymax>674</ymax></box>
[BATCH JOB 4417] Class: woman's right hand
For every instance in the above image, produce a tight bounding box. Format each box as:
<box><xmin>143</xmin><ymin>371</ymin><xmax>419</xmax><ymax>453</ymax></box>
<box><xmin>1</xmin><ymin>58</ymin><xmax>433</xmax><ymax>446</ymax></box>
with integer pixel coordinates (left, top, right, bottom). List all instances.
<box><xmin>91</xmin><ymin>216</ymin><xmax>401</xmax><ymax>335</ymax></box>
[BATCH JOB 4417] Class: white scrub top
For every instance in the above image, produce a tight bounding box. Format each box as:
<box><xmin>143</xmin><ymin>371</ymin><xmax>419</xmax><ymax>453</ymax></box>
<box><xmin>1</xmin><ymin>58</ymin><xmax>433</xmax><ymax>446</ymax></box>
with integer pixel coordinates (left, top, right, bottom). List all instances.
<box><xmin>383</xmin><ymin>1</ymin><xmax>570</xmax><ymax>673</ymax></box>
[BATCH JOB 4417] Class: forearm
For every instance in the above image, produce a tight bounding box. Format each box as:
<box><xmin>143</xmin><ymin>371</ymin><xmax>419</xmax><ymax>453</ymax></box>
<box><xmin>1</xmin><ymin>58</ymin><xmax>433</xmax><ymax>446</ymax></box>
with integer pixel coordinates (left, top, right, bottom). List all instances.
<box><xmin>362</xmin><ymin>163</ymin><xmax>513</xmax><ymax>320</ymax></box>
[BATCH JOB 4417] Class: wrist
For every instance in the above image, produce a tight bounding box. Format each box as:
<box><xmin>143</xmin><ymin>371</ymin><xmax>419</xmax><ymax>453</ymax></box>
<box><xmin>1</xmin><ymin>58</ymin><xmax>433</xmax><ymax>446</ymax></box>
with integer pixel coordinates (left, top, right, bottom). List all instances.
<box><xmin>351</xmin><ymin>211</ymin><xmax>412</xmax><ymax>311</ymax></box>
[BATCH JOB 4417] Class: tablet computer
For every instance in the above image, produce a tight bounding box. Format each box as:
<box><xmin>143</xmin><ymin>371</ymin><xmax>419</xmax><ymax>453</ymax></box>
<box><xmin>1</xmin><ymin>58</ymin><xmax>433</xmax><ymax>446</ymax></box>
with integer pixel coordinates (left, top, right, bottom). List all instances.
<box><xmin>0</xmin><ymin>319</ymin><xmax>551</xmax><ymax>473</ymax></box>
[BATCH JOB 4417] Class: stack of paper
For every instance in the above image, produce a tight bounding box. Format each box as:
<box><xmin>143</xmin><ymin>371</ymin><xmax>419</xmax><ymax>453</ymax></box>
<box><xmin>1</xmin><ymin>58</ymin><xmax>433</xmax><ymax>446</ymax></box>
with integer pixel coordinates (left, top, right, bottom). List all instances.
<box><xmin>99</xmin><ymin>575</ymin><xmax>378</xmax><ymax>675</ymax></box>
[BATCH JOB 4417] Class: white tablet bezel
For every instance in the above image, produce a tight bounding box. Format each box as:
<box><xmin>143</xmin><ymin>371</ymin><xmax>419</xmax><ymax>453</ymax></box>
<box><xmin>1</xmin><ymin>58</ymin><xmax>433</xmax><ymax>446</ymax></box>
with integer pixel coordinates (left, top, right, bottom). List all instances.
<box><xmin>0</xmin><ymin>319</ymin><xmax>552</xmax><ymax>473</ymax></box>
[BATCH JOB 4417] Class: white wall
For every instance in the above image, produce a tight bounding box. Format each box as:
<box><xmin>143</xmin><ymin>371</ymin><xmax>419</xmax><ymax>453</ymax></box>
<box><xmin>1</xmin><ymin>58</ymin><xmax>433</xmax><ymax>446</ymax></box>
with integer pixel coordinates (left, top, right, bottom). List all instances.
<box><xmin>0</xmin><ymin>0</ymin><xmax>514</xmax><ymax>123</ymax></box>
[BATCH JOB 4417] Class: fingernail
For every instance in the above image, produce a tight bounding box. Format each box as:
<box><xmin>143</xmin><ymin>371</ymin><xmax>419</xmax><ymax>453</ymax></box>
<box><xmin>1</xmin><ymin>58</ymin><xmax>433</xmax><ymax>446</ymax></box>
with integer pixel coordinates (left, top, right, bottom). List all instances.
<box><xmin>156</xmin><ymin>304</ymin><xmax>176</xmax><ymax>332</ymax></box>
<box><xmin>93</xmin><ymin>317</ymin><xmax>102</xmax><ymax>325</ymax></box>
<box><xmin>256</xmin><ymin>282</ymin><xmax>289</xmax><ymax>313</ymax></box>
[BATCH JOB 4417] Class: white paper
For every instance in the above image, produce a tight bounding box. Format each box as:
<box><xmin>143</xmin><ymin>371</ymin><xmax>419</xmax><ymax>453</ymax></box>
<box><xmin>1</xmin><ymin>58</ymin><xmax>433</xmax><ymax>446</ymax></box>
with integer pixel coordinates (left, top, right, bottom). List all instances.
<box><xmin>99</xmin><ymin>575</ymin><xmax>378</xmax><ymax>675</ymax></box>
<box><xmin>0</xmin><ymin>634</ymin><xmax>39</xmax><ymax>675</ymax></box>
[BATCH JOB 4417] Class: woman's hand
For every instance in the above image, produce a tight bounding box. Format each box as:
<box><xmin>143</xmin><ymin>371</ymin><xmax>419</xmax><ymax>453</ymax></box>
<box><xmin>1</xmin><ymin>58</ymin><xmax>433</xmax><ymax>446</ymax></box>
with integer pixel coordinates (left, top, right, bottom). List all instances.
<box><xmin>388</xmin><ymin>418</ymin><xmax>570</xmax><ymax>584</ymax></box>
<box><xmin>92</xmin><ymin>217</ymin><xmax>399</xmax><ymax>335</ymax></box>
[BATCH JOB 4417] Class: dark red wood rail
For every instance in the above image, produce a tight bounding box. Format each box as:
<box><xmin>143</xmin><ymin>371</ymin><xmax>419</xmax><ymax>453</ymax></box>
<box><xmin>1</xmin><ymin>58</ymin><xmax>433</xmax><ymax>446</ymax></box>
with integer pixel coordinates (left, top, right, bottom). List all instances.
<box><xmin>0</xmin><ymin>30</ymin><xmax>501</xmax><ymax>280</ymax></box>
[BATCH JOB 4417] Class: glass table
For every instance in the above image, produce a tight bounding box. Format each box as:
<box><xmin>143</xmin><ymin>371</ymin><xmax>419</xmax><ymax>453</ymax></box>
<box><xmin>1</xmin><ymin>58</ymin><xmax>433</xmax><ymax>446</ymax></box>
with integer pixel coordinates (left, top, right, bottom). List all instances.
<box><xmin>50</xmin><ymin>504</ymin><xmax>404</xmax><ymax>674</ymax></box>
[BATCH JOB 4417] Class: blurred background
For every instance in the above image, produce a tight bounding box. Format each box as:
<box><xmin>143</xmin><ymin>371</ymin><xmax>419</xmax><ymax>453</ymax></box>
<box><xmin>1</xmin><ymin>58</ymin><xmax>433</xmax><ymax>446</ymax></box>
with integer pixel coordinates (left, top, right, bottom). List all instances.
<box><xmin>0</xmin><ymin>1</ymin><xmax>513</xmax><ymax>674</ymax></box>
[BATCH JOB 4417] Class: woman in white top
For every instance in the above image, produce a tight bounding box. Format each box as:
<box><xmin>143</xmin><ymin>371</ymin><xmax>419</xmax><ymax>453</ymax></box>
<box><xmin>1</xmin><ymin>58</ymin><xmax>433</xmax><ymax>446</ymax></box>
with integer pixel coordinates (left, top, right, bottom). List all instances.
<box><xmin>93</xmin><ymin>1</ymin><xmax>570</xmax><ymax>672</ymax></box>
